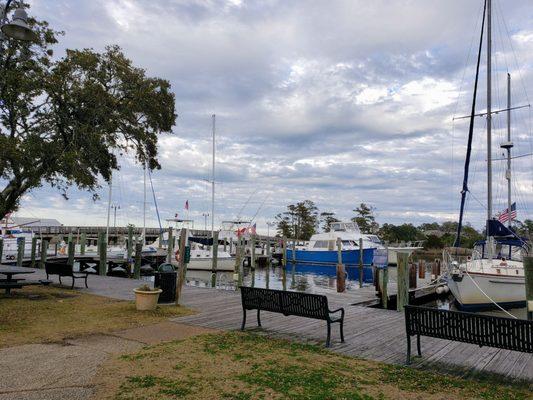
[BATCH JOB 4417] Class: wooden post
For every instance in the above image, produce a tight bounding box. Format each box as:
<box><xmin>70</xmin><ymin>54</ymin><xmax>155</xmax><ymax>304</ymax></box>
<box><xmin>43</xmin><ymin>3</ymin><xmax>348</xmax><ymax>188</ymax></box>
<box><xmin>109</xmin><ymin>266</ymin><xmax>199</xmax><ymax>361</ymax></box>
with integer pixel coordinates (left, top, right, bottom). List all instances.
<box><xmin>40</xmin><ymin>240</ymin><xmax>48</xmax><ymax>269</ymax></box>
<box><xmin>435</xmin><ymin>259</ymin><xmax>441</xmax><ymax>276</ymax></box>
<box><xmin>238</xmin><ymin>237</ymin><xmax>244</xmax><ymax>288</ymax></box>
<box><xmin>234</xmin><ymin>237</ymin><xmax>241</xmax><ymax>278</ymax></box>
<box><xmin>133</xmin><ymin>241</ymin><xmax>142</xmax><ymax>279</ymax></box>
<box><xmin>158</xmin><ymin>232</ymin><xmax>163</xmax><ymax>249</ymax></box>
<box><xmin>524</xmin><ymin>256</ymin><xmax>533</xmax><ymax>320</ymax></box>
<box><xmin>30</xmin><ymin>237</ymin><xmax>37</xmax><ymax>268</ymax></box>
<box><xmin>251</xmin><ymin>268</ymin><xmax>256</xmax><ymax>288</ymax></box>
<box><xmin>68</xmin><ymin>231</ymin><xmax>73</xmax><ymax>246</ymax></box>
<box><xmin>250</xmin><ymin>235</ymin><xmax>256</xmax><ymax>270</ymax></box>
<box><xmin>0</xmin><ymin>238</ymin><xmax>3</xmax><ymax>262</ymax></box>
<box><xmin>379</xmin><ymin>268</ymin><xmax>389</xmax><ymax>309</ymax></box>
<box><xmin>336</xmin><ymin>237</ymin><xmax>345</xmax><ymax>293</ymax></box>
<box><xmin>176</xmin><ymin>228</ymin><xmax>189</xmax><ymax>304</ymax></box>
<box><xmin>98</xmin><ymin>231</ymin><xmax>107</xmax><ymax>276</ymax></box>
<box><xmin>67</xmin><ymin>240</ymin><xmax>75</xmax><ymax>266</ymax></box>
<box><xmin>127</xmin><ymin>226</ymin><xmax>133</xmax><ymax>260</ymax></box>
<box><xmin>409</xmin><ymin>262</ymin><xmax>417</xmax><ymax>289</ymax></box>
<box><xmin>229</xmin><ymin>237</ymin><xmax>233</xmax><ymax>255</ymax></box>
<box><xmin>266</xmin><ymin>236</ymin><xmax>271</xmax><ymax>257</ymax></box>
<box><xmin>211</xmin><ymin>231</ymin><xmax>219</xmax><ymax>288</ymax></box>
<box><xmin>358</xmin><ymin>238</ymin><xmax>364</xmax><ymax>288</ymax></box>
<box><xmin>396</xmin><ymin>253</ymin><xmax>409</xmax><ymax>311</ymax></box>
<box><xmin>17</xmin><ymin>237</ymin><xmax>25</xmax><ymax>267</ymax></box>
<box><xmin>292</xmin><ymin>239</ymin><xmax>296</xmax><ymax>263</ymax></box>
<box><xmin>282</xmin><ymin>236</ymin><xmax>287</xmax><ymax>267</ymax></box>
<box><xmin>418</xmin><ymin>259</ymin><xmax>425</xmax><ymax>279</ymax></box>
<box><xmin>265</xmin><ymin>258</ymin><xmax>270</xmax><ymax>289</ymax></box>
<box><xmin>80</xmin><ymin>232</ymin><xmax>86</xmax><ymax>255</ymax></box>
<box><xmin>166</xmin><ymin>227</ymin><xmax>174</xmax><ymax>264</ymax></box>
<box><xmin>223</xmin><ymin>238</ymin><xmax>227</xmax><ymax>253</ymax></box>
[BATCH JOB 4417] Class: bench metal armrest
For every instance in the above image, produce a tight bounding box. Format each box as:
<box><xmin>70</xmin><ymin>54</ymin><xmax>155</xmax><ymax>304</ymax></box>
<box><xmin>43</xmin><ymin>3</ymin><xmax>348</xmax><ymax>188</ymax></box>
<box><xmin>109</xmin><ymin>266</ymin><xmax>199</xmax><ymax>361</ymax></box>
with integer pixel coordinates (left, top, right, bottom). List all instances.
<box><xmin>329</xmin><ymin>307</ymin><xmax>344</xmax><ymax>316</ymax></box>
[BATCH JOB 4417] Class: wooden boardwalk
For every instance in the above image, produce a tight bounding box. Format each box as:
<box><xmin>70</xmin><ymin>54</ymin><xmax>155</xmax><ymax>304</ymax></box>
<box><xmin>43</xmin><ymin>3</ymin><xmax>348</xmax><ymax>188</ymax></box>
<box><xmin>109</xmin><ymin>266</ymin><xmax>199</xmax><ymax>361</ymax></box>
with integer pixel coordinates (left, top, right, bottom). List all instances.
<box><xmin>177</xmin><ymin>286</ymin><xmax>533</xmax><ymax>382</ymax></box>
<box><xmin>5</xmin><ymin>266</ymin><xmax>532</xmax><ymax>382</ymax></box>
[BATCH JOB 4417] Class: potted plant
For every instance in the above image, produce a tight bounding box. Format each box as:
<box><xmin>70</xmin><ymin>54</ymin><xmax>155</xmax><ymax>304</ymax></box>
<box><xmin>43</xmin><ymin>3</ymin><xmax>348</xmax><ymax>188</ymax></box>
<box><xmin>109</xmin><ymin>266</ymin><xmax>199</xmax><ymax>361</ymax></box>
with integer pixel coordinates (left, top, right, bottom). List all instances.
<box><xmin>133</xmin><ymin>284</ymin><xmax>162</xmax><ymax>311</ymax></box>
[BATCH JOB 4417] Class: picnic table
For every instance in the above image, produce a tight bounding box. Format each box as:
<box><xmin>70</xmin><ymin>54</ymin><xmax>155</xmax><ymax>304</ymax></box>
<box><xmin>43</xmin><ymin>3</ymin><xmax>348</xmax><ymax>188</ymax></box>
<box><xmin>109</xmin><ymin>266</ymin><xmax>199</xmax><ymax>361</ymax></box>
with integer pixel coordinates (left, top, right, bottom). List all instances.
<box><xmin>0</xmin><ymin>266</ymin><xmax>35</xmax><ymax>294</ymax></box>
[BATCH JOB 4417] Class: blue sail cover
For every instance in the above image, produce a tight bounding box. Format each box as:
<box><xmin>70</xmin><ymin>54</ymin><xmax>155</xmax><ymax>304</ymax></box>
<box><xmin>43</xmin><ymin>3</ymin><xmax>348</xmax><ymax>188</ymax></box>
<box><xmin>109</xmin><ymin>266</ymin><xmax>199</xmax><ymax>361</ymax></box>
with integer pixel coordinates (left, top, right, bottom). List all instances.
<box><xmin>487</xmin><ymin>219</ymin><xmax>516</xmax><ymax>237</ymax></box>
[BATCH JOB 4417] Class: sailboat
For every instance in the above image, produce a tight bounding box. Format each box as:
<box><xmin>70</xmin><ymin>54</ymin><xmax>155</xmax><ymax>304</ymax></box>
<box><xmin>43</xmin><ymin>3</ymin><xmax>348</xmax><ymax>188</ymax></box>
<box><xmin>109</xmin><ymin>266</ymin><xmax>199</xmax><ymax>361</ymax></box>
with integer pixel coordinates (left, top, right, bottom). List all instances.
<box><xmin>150</xmin><ymin>115</ymin><xmax>235</xmax><ymax>271</ymax></box>
<box><xmin>446</xmin><ymin>0</ymin><xmax>530</xmax><ymax>310</ymax></box>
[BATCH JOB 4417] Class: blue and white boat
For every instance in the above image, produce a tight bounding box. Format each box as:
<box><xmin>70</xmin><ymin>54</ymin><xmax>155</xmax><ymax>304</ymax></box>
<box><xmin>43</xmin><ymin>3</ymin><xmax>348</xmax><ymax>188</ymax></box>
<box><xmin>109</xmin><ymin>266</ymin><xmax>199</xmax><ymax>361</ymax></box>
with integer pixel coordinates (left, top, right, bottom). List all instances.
<box><xmin>286</xmin><ymin>222</ymin><xmax>377</xmax><ymax>267</ymax></box>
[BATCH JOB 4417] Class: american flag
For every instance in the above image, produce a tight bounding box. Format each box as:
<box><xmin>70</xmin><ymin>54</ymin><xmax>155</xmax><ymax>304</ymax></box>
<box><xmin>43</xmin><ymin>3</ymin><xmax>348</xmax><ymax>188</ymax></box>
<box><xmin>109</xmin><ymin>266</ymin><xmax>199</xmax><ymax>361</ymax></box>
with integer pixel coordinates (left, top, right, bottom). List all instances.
<box><xmin>498</xmin><ymin>202</ymin><xmax>517</xmax><ymax>223</ymax></box>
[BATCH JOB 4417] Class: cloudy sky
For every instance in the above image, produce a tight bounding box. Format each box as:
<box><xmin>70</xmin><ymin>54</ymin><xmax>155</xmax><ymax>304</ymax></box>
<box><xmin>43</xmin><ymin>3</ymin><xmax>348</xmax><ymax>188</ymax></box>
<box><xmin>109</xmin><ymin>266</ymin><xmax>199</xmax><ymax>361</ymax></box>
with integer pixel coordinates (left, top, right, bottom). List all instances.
<box><xmin>14</xmin><ymin>0</ymin><xmax>533</xmax><ymax>233</ymax></box>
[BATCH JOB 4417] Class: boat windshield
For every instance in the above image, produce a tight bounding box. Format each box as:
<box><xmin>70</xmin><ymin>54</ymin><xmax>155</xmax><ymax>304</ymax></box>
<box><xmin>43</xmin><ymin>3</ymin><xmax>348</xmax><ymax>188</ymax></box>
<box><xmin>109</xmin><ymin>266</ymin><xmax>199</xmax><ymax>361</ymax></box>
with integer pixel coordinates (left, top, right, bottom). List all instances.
<box><xmin>366</xmin><ymin>235</ymin><xmax>382</xmax><ymax>245</ymax></box>
<box><xmin>330</xmin><ymin>222</ymin><xmax>360</xmax><ymax>232</ymax></box>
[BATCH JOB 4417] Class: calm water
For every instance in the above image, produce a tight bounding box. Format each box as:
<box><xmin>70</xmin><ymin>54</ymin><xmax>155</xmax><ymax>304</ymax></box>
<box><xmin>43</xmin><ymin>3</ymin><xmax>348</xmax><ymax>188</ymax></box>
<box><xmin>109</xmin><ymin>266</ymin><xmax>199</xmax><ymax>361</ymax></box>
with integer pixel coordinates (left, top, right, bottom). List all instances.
<box><xmin>184</xmin><ymin>263</ymin><xmax>374</xmax><ymax>295</ymax></box>
<box><xmin>149</xmin><ymin>262</ymin><xmax>528</xmax><ymax>319</ymax></box>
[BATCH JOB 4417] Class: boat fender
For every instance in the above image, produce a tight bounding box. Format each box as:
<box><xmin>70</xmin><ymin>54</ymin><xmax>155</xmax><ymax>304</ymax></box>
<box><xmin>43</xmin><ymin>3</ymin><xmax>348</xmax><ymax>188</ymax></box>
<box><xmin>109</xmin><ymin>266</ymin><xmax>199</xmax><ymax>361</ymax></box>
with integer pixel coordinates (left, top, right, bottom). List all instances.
<box><xmin>436</xmin><ymin>286</ymin><xmax>444</xmax><ymax>295</ymax></box>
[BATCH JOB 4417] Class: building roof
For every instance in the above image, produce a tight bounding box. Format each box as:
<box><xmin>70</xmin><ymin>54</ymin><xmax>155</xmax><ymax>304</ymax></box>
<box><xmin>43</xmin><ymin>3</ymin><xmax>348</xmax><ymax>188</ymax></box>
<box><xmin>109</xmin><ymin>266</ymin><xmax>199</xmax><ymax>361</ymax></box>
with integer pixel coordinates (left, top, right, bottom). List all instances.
<box><xmin>11</xmin><ymin>217</ymin><xmax>63</xmax><ymax>227</ymax></box>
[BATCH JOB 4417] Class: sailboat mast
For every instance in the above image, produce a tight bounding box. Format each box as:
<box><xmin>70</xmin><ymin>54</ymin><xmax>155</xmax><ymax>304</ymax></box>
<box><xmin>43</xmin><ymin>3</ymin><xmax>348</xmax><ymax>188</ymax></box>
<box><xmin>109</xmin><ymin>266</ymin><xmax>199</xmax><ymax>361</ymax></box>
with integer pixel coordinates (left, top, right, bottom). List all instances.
<box><xmin>105</xmin><ymin>178</ymin><xmax>112</xmax><ymax>242</ymax></box>
<box><xmin>211</xmin><ymin>114</ymin><xmax>215</xmax><ymax>241</ymax></box>
<box><xmin>143</xmin><ymin>162</ymin><xmax>147</xmax><ymax>245</ymax></box>
<box><xmin>486</xmin><ymin>0</ymin><xmax>493</xmax><ymax>260</ymax></box>
<box><xmin>506</xmin><ymin>73</ymin><xmax>512</xmax><ymax>229</ymax></box>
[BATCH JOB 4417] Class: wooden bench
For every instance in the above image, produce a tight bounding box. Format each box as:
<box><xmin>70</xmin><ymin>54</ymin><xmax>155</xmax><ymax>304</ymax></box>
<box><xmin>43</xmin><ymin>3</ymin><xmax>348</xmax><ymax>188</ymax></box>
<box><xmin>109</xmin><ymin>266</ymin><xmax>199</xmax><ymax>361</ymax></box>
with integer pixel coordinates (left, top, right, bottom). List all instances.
<box><xmin>240</xmin><ymin>287</ymin><xmax>345</xmax><ymax>347</ymax></box>
<box><xmin>404</xmin><ymin>305</ymin><xmax>533</xmax><ymax>364</ymax></box>
<box><xmin>45</xmin><ymin>262</ymin><xmax>89</xmax><ymax>289</ymax></box>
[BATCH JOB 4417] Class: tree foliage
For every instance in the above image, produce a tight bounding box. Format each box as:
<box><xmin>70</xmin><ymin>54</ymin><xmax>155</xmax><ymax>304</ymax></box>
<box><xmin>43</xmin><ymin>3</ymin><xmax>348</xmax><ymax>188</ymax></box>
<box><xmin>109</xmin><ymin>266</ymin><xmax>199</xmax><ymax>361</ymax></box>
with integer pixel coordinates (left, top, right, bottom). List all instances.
<box><xmin>319</xmin><ymin>211</ymin><xmax>339</xmax><ymax>232</ymax></box>
<box><xmin>0</xmin><ymin>7</ymin><xmax>176</xmax><ymax>219</ymax></box>
<box><xmin>275</xmin><ymin>200</ymin><xmax>318</xmax><ymax>240</ymax></box>
<box><xmin>351</xmin><ymin>203</ymin><xmax>378</xmax><ymax>233</ymax></box>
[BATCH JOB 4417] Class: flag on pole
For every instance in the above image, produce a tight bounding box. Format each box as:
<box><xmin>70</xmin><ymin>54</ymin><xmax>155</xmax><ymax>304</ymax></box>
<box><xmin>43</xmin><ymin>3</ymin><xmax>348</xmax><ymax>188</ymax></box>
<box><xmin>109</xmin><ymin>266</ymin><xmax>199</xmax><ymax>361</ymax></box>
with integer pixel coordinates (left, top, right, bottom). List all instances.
<box><xmin>249</xmin><ymin>223</ymin><xmax>257</xmax><ymax>235</ymax></box>
<box><xmin>185</xmin><ymin>200</ymin><xmax>189</xmax><ymax>210</ymax></box>
<box><xmin>498</xmin><ymin>202</ymin><xmax>516</xmax><ymax>223</ymax></box>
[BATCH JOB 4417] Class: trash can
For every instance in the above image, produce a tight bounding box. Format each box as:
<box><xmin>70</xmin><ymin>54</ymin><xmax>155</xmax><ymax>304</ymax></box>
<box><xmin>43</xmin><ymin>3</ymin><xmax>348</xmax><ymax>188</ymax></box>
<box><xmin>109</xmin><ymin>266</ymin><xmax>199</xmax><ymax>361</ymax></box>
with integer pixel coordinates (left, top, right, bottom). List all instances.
<box><xmin>154</xmin><ymin>263</ymin><xmax>177</xmax><ymax>304</ymax></box>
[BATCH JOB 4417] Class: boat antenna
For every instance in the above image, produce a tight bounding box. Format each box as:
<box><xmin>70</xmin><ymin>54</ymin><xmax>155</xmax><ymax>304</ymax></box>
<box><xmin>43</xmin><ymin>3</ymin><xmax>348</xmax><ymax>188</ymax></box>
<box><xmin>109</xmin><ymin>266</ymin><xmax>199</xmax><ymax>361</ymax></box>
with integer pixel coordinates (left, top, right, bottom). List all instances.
<box><xmin>211</xmin><ymin>114</ymin><xmax>216</xmax><ymax>241</ymax></box>
<box><xmin>454</xmin><ymin>0</ymin><xmax>487</xmax><ymax>247</ymax></box>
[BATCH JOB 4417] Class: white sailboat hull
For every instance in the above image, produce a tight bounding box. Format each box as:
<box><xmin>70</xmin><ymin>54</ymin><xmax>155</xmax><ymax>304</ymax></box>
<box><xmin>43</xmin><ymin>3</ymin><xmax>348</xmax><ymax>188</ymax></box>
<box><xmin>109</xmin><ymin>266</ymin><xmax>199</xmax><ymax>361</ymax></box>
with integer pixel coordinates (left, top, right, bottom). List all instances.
<box><xmin>447</xmin><ymin>259</ymin><xmax>525</xmax><ymax>309</ymax></box>
<box><xmin>187</xmin><ymin>257</ymin><xmax>235</xmax><ymax>271</ymax></box>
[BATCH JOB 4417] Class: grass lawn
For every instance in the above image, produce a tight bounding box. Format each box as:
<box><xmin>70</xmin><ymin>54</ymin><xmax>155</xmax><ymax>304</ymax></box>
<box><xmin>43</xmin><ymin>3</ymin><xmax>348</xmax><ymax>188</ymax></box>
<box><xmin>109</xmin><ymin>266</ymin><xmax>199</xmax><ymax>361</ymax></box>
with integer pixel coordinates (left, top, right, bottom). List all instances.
<box><xmin>0</xmin><ymin>285</ymin><xmax>192</xmax><ymax>348</ymax></box>
<box><xmin>95</xmin><ymin>332</ymin><xmax>532</xmax><ymax>400</ymax></box>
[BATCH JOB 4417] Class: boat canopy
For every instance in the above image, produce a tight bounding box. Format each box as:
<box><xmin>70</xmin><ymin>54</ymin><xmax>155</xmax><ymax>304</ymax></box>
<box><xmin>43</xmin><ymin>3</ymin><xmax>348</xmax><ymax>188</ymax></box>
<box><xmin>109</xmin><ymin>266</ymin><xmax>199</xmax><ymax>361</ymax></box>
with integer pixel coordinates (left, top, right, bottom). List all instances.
<box><xmin>330</xmin><ymin>222</ymin><xmax>360</xmax><ymax>233</ymax></box>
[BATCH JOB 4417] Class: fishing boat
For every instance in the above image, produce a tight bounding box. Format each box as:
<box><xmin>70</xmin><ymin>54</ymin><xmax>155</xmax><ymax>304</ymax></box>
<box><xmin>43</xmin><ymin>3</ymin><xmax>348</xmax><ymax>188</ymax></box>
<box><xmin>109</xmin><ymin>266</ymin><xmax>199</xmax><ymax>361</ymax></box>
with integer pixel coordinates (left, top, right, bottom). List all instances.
<box><xmin>0</xmin><ymin>216</ymin><xmax>36</xmax><ymax>261</ymax></box>
<box><xmin>286</xmin><ymin>222</ymin><xmax>376</xmax><ymax>267</ymax></box>
<box><xmin>446</xmin><ymin>0</ymin><xmax>529</xmax><ymax>310</ymax></box>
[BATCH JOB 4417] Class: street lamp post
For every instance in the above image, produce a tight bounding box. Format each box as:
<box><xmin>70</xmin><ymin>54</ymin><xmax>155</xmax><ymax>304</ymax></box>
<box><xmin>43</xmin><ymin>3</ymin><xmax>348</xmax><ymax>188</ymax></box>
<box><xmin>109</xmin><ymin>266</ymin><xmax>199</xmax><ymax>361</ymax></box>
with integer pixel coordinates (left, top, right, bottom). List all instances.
<box><xmin>202</xmin><ymin>213</ymin><xmax>209</xmax><ymax>233</ymax></box>
<box><xmin>1</xmin><ymin>1</ymin><xmax>38</xmax><ymax>42</ymax></box>
<box><xmin>267</xmin><ymin>222</ymin><xmax>276</xmax><ymax>238</ymax></box>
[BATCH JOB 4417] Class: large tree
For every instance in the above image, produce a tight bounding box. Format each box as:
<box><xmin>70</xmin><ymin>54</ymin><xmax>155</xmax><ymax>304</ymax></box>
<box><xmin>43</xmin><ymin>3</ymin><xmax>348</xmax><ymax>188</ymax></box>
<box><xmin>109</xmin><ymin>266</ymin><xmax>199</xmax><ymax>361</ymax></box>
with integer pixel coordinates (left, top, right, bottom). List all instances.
<box><xmin>0</xmin><ymin>8</ymin><xmax>176</xmax><ymax>219</ymax></box>
<box><xmin>351</xmin><ymin>203</ymin><xmax>378</xmax><ymax>233</ymax></box>
<box><xmin>319</xmin><ymin>211</ymin><xmax>339</xmax><ymax>232</ymax></box>
<box><xmin>275</xmin><ymin>200</ymin><xmax>318</xmax><ymax>240</ymax></box>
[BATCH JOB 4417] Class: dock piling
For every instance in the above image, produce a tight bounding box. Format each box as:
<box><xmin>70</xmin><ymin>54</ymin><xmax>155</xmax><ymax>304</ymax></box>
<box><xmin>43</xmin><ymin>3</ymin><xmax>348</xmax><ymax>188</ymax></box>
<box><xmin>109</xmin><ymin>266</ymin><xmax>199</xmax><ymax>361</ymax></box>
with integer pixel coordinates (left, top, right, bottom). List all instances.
<box><xmin>30</xmin><ymin>237</ymin><xmax>37</xmax><ymax>268</ymax></box>
<box><xmin>409</xmin><ymin>262</ymin><xmax>417</xmax><ymax>289</ymax></box>
<box><xmin>16</xmin><ymin>237</ymin><xmax>25</xmax><ymax>267</ymax></box>
<box><xmin>0</xmin><ymin>238</ymin><xmax>3</xmax><ymax>262</ymax></box>
<box><xmin>418</xmin><ymin>259</ymin><xmax>425</xmax><ymax>279</ymax></box>
<box><xmin>67</xmin><ymin>240</ymin><xmax>75</xmax><ymax>266</ymax></box>
<box><xmin>380</xmin><ymin>268</ymin><xmax>389</xmax><ymax>309</ymax></box>
<box><xmin>358</xmin><ymin>238</ymin><xmax>364</xmax><ymax>288</ymax></box>
<box><xmin>396</xmin><ymin>253</ymin><xmax>409</xmax><ymax>311</ymax></box>
<box><xmin>211</xmin><ymin>231</ymin><xmax>218</xmax><ymax>288</ymax></box>
<box><xmin>80</xmin><ymin>232</ymin><xmax>86</xmax><ymax>255</ymax></box>
<box><xmin>524</xmin><ymin>256</ymin><xmax>533</xmax><ymax>321</ymax></box>
<box><xmin>166</xmin><ymin>228</ymin><xmax>174</xmax><ymax>264</ymax></box>
<box><xmin>336</xmin><ymin>237</ymin><xmax>345</xmax><ymax>293</ymax></box>
<box><xmin>98</xmin><ymin>232</ymin><xmax>107</xmax><ymax>276</ymax></box>
<box><xmin>40</xmin><ymin>240</ymin><xmax>48</xmax><ymax>269</ymax></box>
<box><xmin>134</xmin><ymin>241</ymin><xmax>142</xmax><ymax>279</ymax></box>
<box><xmin>250</xmin><ymin>235</ymin><xmax>256</xmax><ymax>270</ymax></box>
<box><xmin>282</xmin><ymin>236</ymin><xmax>287</xmax><ymax>268</ymax></box>
<box><xmin>176</xmin><ymin>228</ymin><xmax>189</xmax><ymax>304</ymax></box>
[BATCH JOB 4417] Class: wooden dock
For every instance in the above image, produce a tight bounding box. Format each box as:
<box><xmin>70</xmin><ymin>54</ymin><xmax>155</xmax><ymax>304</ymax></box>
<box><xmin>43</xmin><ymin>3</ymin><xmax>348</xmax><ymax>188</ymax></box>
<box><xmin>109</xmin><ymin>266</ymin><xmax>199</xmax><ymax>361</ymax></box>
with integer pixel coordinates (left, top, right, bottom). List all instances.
<box><xmin>176</xmin><ymin>287</ymin><xmax>533</xmax><ymax>382</ymax></box>
<box><xmin>5</xmin><ymin>266</ymin><xmax>532</xmax><ymax>382</ymax></box>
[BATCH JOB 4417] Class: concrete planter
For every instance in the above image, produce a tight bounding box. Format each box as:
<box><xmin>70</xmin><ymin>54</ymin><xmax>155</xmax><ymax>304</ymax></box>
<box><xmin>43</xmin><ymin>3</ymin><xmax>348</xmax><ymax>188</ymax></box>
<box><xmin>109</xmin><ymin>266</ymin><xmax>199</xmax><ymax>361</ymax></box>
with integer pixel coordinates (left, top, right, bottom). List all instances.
<box><xmin>134</xmin><ymin>288</ymin><xmax>162</xmax><ymax>311</ymax></box>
